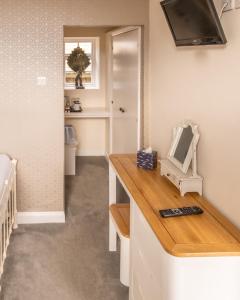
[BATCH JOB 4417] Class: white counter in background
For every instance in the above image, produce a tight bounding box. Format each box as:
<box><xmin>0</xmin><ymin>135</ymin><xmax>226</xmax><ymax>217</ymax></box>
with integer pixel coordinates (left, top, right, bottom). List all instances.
<box><xmin>64</xmin><ymin>107</ymin><xmax>111</xmax><ymax>119</ymax></box>
<box><xmin>64</xmin><ymin>107</ymin><xmax>110</xmax><ymax>156</ymax></box>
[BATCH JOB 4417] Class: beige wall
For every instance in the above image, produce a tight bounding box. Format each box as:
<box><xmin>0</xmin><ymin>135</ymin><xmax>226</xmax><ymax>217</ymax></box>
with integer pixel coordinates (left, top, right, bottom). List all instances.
<box><xmin>0</xmin><ymin>0</ymin><xmax>148</xmax><ymax>212</ymax></box>
<box><xmin>66</xmin><ymin>118</ymin><xmax>107</xmax><ymax>156</ymax></box>
<box><xmin>64</xmin><ymin>26</ymin><xmax>111</xmax><ymax>156</ymax></box>
<box><xmin>149</xmin><ymin>0</ymin><xmax>240</xmax><ymax>227</ymax></box>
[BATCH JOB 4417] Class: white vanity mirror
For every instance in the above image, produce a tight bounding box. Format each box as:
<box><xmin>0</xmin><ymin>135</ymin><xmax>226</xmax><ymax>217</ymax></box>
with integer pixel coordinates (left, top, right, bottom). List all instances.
<box><xmin>160</xmin><ymin>121</ymin><xmax>203</xmax><ymax>196</ymax></box>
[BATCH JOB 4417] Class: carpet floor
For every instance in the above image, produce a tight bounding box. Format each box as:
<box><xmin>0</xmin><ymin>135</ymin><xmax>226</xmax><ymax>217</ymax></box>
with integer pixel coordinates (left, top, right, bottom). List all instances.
<box><xmin>0</xmin><ymin>157</ymin><xmax>128</xmax><ymax>300</ymax></box>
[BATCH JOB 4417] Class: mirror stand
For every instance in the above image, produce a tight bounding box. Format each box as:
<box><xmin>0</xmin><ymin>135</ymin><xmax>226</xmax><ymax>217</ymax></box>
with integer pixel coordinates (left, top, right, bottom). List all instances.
<box><xmin>160</xmin><ymin>121</ymin><xmax>203</xmax><ymax>196</ymax></box>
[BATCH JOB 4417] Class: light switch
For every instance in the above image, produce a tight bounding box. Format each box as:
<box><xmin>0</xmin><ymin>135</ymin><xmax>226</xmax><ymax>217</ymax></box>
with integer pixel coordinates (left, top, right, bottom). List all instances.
<box><xmin>37</xmin><ymin>76</ymin><xmax>47</xmax><ymax>86</ymax></box>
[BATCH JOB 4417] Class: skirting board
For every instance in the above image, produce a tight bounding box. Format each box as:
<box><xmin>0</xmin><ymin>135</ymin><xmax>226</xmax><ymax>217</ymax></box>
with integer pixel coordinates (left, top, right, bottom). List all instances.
<box><xmin>76</xmin><ymin>151</ymin><xmax>108</xmax><ymax>156</ymax></box>
<box><xmin>17</xmin><ymin>211</ymin><xmax>65</xmax><ymax>224</ymax></box>
<box><xmin>77</xmin><ymin>151</ymin><xmax>106</xmax><ymax>156</ymax></box>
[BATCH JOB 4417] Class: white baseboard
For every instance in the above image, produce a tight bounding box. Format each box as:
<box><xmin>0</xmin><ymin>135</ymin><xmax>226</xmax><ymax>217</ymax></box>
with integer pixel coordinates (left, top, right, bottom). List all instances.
<box><xmin>76</xmin><ymin>150</ymin><xmax>106</xmax><ymax>156</ymax></box>
<box><xmin>17</xmin><ymin>211</ymin><xmax>65</xmax><ymax>224</ymax></box>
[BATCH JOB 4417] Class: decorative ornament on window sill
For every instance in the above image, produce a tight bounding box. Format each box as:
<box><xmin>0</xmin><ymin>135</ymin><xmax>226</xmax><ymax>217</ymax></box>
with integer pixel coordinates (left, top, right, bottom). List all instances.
<box><xmin>67</xmin><ymin>47</ymin><xmax>90</xmax><ymax>89</ymax></box>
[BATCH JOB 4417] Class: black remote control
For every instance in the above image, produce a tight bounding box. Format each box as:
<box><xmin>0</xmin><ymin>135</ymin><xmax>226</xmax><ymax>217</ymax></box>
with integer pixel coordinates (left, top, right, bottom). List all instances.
<box><xmin>159</xmin><ymin>206</ymin><xmax>203</xmax><ymax>218</ymax></box>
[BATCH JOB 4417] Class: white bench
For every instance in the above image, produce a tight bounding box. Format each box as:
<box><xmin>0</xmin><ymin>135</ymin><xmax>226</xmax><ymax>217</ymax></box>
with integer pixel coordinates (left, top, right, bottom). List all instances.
<box><xmin>109</xmin><ymin>203</ymin><xmax>130</xmax><ymax>287</ymax></box>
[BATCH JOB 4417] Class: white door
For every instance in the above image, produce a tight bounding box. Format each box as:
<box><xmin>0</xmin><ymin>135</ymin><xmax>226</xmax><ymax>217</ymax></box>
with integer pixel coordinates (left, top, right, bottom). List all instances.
<box><xmin>110</xmin><ymin>27</ymin><xmax>142</xmax><ymax>154</ymax></box>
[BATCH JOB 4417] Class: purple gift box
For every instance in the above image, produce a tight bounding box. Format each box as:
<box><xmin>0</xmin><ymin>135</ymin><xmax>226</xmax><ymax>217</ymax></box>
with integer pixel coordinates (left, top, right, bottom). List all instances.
<box><xmin>137</xmin><ymin>150</ymin><xmax>158</xmax><ymax>170</ymax></box>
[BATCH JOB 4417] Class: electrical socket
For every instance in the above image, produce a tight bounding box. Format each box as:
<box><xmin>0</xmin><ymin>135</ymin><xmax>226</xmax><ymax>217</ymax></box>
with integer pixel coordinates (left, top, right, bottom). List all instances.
<box><xmin>223</xmin><ymin>0</ymin><xmax>235</xmax><ymax>11</ymax></box>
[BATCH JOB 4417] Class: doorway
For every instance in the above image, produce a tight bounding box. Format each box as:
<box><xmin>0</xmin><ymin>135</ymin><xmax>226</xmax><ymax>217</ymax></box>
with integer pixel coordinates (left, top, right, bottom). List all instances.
<box><xmin>63</xmin><ymin>25</ymin><xmax>143</xmax><ymax>299</ymax></box>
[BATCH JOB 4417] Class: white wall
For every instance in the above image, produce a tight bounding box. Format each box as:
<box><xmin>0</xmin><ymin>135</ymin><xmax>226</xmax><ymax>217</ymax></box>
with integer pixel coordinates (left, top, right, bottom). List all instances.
<box><xmin>0</xmin><ymin>0</ymin><xmax>148</xmax><ymax>212</ymax></box>
<box><xmin>149</xmin><ymin>0</ymin><xmax>240</xmax><ymax>228</ymax></box>
<box><xmin>64</xmin><ymin>26</ymin><xmax>111</xmax><ymax>156</ymax></box>
<box><xmin>66</xmin><ymin>118</ymin><xmax>107</xmax><ymax>156</ymax></box>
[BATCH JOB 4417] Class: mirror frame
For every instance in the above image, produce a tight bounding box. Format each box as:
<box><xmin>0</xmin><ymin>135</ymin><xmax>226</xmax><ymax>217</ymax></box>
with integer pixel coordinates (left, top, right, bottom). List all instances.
<box><xmin>167</xmin><ymin>120</ymin><xmax>200</xmax><ymax>174</ymax></box>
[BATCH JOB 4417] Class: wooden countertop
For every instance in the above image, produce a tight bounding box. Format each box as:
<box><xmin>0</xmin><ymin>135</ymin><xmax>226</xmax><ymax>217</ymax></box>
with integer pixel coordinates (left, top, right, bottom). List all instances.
<box><xmin>110</xmin><ymin>154</ymin><xmax>240</xmax><ymax>257</ymax></box>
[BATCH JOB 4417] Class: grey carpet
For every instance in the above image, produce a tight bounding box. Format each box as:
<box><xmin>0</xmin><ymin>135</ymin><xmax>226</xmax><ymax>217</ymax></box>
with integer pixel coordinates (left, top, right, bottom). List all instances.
<box><xmin>0</xmin><ymin>157</ymin><xmax>128</xmax><ymax>300</ymax></box>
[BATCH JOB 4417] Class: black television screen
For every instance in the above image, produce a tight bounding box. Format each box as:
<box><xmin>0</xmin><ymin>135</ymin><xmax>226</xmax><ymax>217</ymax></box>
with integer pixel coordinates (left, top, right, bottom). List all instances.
<box><xmin>160</xmin><ymin>0</ymin><xmax>227</xmax><ymax>46</ymax></box>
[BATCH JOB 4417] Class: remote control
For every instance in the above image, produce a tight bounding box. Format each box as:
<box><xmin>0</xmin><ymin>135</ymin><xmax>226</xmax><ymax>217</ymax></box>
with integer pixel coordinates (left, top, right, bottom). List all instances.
<box><xmin>159</xmin><ymin>206</ymin><xmax>203</xmax><ymax>218</ymax></box>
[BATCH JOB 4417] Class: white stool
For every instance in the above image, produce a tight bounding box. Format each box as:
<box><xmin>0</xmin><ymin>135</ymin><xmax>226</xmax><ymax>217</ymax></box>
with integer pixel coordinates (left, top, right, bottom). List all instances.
<box><xmin>109</xmin><ymin>203</ymin><xmax>130</xmax><ymax>287</ymax></box>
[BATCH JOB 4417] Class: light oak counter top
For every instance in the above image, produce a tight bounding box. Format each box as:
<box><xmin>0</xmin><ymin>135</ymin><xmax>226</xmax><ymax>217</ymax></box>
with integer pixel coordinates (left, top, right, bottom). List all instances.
<box><xmin>109</xmin><ymin>154</ymin><xmax>240</xmax><ymax>257</ymax></box>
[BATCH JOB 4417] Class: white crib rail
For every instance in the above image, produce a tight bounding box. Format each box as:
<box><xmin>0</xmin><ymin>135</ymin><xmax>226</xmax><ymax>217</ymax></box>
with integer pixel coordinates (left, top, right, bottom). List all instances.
<box><xmin>0</xmin><ymin>159</ymin><xmax>17</xmax><ymax>284</ymax></box>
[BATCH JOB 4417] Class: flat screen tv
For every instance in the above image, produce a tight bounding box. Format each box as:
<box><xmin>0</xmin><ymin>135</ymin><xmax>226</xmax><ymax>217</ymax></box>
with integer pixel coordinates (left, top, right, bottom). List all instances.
<box><xmin>160</xmin><ymin>0</ymin><xmax>227</xmax><ymax>46</ymax></box>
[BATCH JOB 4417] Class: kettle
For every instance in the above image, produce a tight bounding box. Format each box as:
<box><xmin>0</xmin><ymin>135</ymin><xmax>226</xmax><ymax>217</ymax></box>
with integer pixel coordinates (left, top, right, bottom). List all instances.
<box><xmin>71</xmin><ymin>98</ymin><xmax>82</xmax><ymax>112</ymax></box>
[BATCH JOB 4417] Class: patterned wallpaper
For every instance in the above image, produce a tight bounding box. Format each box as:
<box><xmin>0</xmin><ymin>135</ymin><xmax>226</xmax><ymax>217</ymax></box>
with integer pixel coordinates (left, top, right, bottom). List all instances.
<box><xmin>0</xmin><ymin>0</ymin><xmax>148</xmax><ymax>211</ymax></box>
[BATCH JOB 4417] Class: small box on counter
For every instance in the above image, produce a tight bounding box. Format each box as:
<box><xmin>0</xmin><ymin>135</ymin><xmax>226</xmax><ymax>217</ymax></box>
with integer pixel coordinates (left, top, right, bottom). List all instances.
<box><xmin>137</xmin><ymin>148</ymin><xmax>158</xmax><ymax>170</ymax></box>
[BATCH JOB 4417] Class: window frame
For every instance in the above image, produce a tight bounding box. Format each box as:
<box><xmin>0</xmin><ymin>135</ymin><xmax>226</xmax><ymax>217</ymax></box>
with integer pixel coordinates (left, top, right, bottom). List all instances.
<box><xmin>64</xmin><ymin>37</ymin><xmax>100</xmax><ymax>90</ymax></box>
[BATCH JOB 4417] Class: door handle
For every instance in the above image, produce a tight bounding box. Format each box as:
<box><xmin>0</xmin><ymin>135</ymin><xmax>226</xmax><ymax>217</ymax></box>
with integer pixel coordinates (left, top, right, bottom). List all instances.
<box><xmin>119</xmin><ymin>107</ymin><xmax>125</xmax><ymax>113</ymax></box>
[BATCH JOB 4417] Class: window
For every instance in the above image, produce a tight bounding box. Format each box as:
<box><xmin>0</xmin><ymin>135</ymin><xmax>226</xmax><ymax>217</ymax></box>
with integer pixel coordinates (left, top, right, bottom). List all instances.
<box><xmin>64</xmin><ymin>37</ymin><xmax>100</xmax><ymax>89</ymax></box>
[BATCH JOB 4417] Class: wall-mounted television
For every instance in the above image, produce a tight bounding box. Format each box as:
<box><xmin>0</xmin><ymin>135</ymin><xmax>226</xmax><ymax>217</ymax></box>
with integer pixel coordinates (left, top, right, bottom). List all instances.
<box><xmin>160</xmin><ymin>0</ymin><xmax>227</xmax><ymax>46</ymax></box>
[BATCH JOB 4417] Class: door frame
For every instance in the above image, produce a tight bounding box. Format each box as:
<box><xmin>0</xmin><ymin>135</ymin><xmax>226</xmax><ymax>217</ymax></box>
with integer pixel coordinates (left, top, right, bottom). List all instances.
<box><xmin>106</xmin><ymin>26</ymin><xmax>143</xmax><ymax>154</ymax></box>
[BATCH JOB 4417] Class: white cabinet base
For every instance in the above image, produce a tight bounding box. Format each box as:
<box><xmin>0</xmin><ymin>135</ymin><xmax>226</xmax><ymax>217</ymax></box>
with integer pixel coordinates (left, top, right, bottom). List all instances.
<box><xmin>130</xmin><ymin>200</ymin><xmax>240</xmax><ymax>300</ymax></box>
